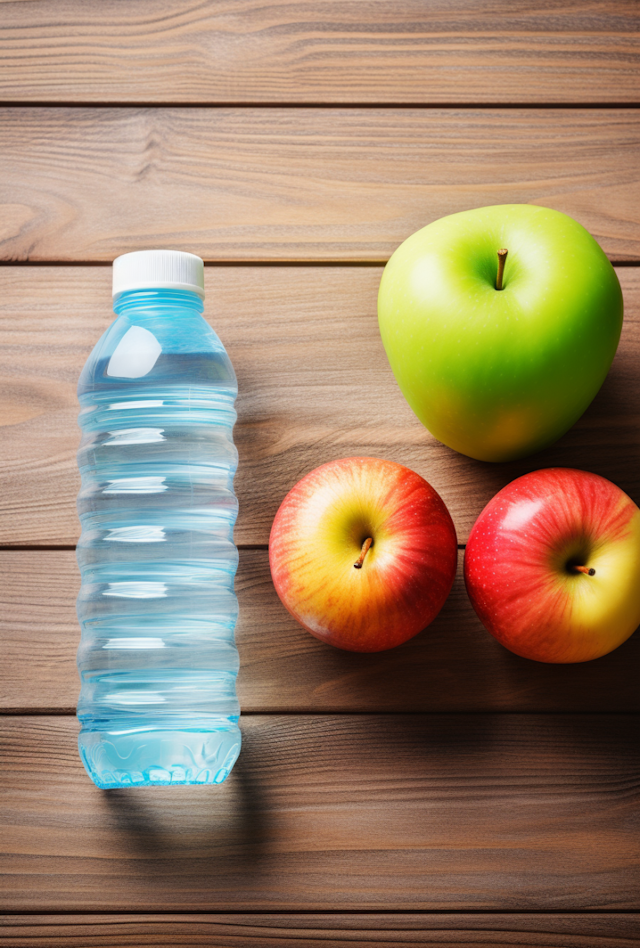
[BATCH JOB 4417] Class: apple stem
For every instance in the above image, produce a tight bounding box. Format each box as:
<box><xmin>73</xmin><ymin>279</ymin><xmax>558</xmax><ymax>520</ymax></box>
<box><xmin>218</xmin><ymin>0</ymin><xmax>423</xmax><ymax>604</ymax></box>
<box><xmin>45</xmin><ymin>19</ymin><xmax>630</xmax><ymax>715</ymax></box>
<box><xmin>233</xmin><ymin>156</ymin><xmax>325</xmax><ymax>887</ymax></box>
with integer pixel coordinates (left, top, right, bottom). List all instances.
<box><xmin>573</xmin><ymin>565</ymin><xmax>596</xmax><ymax>576</ymax></box>
<box><xmin>354</xmin><ymin>537</ymin><xmax>373</xmax><ymax>569</ymax></box>
<box><xmin>496</xmin><ymin>248</ymin><xmax>508</xmax><ymax>290</ymax></box>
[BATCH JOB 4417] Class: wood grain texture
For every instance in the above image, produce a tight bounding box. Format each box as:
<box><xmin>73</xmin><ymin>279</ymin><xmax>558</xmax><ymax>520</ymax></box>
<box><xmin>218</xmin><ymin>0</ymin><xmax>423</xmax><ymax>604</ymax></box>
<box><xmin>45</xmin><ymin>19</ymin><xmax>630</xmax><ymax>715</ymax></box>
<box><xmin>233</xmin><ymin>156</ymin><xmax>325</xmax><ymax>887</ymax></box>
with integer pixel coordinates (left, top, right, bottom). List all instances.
<box><xmin>2</xmin><ymin>913</ymin><xmax>640</xmax><ymax>948</ymax></box>
<box><xmin>2</xmin><ymin>549</ymin><xmax>640</xmax><ymax>714</ymax></box>
<box><xmin>1</xmin><ymin>108</ymin><xmax>639</xmax><ymax>262</ymax></box>
<box><xmin>0</xmin><ymin>266</ymin><xmax>638</xmax><ymax>546</ymax></box>
<box><xmin>1</xmin><ymin>714</ymin><xmax>639</xmax><ymax>911</ymax></box>
<box><xmin>0</xmin><ymin>1</ymin><xmax>638</xmax><ymax>104</ymax></box>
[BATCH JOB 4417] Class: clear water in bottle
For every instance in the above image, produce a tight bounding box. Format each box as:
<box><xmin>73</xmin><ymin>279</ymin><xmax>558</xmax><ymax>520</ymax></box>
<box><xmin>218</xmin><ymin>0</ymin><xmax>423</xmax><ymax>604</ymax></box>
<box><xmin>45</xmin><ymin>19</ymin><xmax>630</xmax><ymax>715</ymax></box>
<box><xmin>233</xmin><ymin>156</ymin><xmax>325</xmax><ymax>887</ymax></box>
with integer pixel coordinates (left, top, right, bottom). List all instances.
<box><xmin>76</xmin><ymin>251</ymin><xmax>241</xmax><ymax>788</ymax></box>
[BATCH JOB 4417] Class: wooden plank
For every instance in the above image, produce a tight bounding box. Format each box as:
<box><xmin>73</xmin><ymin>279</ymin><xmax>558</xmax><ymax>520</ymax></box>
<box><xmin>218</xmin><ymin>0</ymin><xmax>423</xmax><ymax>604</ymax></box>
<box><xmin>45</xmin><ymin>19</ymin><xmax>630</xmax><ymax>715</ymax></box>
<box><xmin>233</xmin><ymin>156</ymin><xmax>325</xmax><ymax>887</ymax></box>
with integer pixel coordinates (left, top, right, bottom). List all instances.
<box><xmin>3</xmin><ymin>549</ymin><xmax>640</xmax><ymax>714</ymax></box>
<box><xmin>2</xmin><ymin>913</ymin><xmax>639</xmax><ymax>948</ymax></box>
<box><xmin>0</xmin><ymin>1</ymin><xmax>638</xmax><ymax>105</ymax></box>
<box><xmin>1</xmin><ymin>108</ymin><xmax>639</xmax><ymax>262</ymax></box>
<box><xmin>1</xmin><ymin>714</ymin><xmax>639</xmax><ymax>911</ymax></box>
<box><xmin>0</xmin><ymin>266</ymin><xmax>638</xmax><ymax>547</ymax></box>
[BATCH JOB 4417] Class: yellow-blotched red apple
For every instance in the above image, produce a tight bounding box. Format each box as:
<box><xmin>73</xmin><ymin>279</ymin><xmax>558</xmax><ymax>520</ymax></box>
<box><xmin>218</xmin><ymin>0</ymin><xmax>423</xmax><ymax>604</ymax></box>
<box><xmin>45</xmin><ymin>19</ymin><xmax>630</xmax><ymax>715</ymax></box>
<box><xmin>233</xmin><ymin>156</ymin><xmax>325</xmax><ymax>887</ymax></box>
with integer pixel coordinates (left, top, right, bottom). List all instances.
<box><xmin>464</xmin><ymin>468</ymin><xmax>640</xmax><ymax>663</ymax></box>
<box><xmin>269</xmin><ymin>457</ymin><xmax>458</xmax><ymax>652</ymax></box>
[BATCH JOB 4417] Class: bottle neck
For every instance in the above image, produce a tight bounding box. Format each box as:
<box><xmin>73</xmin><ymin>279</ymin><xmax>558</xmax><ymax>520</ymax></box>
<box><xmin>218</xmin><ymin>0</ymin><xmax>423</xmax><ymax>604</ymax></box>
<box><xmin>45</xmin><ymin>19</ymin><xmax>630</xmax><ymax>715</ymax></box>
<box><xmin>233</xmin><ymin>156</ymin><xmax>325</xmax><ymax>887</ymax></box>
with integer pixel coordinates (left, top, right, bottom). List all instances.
<box><xmin>113</xmin><ymin>287</ymin><xmax>204</xmax><ymax>320</ymax></box>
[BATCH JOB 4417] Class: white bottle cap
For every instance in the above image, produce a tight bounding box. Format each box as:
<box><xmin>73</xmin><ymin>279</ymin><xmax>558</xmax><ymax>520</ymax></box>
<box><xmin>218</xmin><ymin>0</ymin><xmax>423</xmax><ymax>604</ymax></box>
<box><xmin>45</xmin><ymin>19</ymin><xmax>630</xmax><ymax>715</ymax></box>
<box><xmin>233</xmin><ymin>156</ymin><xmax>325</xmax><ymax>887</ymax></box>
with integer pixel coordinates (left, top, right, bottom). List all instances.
<box><xmin>112</xmin><ymin>250</ymin><xmax>205</xmax><ymax>299</ymax></box>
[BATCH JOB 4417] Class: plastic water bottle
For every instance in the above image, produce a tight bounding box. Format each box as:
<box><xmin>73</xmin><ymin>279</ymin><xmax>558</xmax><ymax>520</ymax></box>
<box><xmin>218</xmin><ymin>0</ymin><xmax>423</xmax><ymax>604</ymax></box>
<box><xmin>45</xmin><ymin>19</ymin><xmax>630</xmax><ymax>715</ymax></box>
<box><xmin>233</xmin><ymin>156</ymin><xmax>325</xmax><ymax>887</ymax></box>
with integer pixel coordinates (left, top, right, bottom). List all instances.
<box><xmin>76</xmin><ymin>250</ymin><xmax>241</xmax><ymax>788</ymax></box>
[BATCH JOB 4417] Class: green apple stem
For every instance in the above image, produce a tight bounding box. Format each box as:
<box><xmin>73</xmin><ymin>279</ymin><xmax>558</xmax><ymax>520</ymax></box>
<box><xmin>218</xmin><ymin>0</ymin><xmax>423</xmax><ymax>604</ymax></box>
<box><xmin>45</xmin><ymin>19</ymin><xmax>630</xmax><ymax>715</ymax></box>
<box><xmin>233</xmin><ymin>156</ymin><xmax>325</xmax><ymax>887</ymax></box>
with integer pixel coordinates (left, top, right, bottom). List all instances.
<box><xmin>573</xmin><ymin>564</ymin><xmax>596</xmax><ymax>576</ymax></box>
<box><xmin>354</xmin><ymin>537</ymin><xmax>373</xmax><ymax>569</ymax></box>
<box><xmin>496</xmin><ymin>248</ymin><xmax>508</xmax><ymax>290</ymax></box>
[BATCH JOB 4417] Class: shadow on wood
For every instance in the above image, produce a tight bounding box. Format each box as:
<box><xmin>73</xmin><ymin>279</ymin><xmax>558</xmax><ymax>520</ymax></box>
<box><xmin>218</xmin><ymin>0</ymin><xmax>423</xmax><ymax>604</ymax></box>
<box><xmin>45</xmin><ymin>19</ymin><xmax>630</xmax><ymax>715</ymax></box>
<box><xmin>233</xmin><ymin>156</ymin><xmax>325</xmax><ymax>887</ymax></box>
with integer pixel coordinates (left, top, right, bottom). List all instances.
<box><xmin>101</xmin><ymin>736</ymin><xmax>269</xmax><ymax>872</ymax></box>
<box><xmin>1</xmin><ymin>714</ymin><xmax>639</xmax><ymax>911</ymax></box>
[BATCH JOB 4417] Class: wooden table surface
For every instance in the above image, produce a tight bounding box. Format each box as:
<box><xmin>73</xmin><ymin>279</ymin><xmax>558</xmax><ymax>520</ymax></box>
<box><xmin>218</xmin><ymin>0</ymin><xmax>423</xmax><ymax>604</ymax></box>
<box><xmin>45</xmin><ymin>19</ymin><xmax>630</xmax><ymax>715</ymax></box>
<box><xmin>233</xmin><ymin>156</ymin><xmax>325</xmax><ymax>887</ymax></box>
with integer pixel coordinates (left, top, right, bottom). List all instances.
<box><xmin>1</xmin><ymin>3</ymin><xmax>640</xmax><ymax>945</ymax></box>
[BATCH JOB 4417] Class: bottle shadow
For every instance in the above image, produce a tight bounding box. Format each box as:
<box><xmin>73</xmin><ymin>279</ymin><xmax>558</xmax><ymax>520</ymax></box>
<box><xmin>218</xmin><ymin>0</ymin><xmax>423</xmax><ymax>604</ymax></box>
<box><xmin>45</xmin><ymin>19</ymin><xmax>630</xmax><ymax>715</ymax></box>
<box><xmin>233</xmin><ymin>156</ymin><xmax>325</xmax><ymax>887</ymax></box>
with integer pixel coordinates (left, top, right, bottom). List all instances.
<box><xmin>101</xmin><ymin>728</ymin><xmax>268</xmax><ymax>880</ymax></box>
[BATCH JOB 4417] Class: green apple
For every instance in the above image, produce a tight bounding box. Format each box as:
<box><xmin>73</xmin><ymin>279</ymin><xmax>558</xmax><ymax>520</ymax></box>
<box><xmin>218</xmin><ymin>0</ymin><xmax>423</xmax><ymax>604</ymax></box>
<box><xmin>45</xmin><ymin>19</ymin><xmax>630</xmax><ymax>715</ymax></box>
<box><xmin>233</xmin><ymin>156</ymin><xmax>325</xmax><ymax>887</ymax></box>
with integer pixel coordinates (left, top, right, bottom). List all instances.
<box><xmin>377</xmin><ymin>205</ymin><xmax>623</xmax><ymax>462</ymax></box>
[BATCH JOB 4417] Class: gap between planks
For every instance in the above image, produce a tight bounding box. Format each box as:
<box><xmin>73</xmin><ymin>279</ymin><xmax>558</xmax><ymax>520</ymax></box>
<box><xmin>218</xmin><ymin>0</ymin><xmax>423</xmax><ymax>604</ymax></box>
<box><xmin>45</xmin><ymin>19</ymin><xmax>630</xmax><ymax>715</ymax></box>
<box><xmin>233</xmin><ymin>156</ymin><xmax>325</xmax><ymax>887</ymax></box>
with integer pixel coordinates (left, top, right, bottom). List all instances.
<box><xmin>0</xmin><ymin>545</ymin><xmax>467</xmax><ymax>551</ymax></box>
<box><xmin>3</xmin><ymin>709</ymin><xmax>638</xmax><ymax>718</ymax></box>
<box><xmin>1</xmin><ymin>260</ymin><xmax>640</xmax><ymax>268</ymax></box>
<box><xmin>4</xmin><ymin>908</ymin><xmax>640</xmax><ymax>916</ymax></box>
<box><xmin>1</xmin><ymin>102</ymin><xmax>640</xmax><ymax>110</ymax></box>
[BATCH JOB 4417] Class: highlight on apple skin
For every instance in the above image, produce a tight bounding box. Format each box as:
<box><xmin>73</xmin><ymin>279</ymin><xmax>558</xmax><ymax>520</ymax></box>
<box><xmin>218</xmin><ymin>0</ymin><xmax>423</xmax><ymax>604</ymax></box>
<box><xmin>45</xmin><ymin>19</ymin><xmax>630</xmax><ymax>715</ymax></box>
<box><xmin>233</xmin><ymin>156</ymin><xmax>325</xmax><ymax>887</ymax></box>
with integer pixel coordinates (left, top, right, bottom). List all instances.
<box><xmin>269</xmin><ymin>457</ymin><xmax>458</xmax><ymax>652</ymax></box>
<box><xmin>464</xmin><ymin>468</ymin><xmax>640</xmax><ymax>663</ymax></box>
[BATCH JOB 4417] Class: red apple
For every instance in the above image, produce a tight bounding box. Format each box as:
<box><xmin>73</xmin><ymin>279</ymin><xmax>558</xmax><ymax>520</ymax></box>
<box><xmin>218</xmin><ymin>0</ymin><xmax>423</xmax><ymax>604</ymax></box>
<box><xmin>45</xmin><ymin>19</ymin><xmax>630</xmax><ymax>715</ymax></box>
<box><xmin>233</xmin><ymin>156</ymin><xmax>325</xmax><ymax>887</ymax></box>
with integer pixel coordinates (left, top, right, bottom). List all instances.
<box><xmin>464</xmin><ymin>468</ymin><xmax>640</xmax><ymax>663</ymax></box>
<box><xmin>269</xmin><ymin>457</ymin><xmax>457</xmax><ymax>652</ymax></box>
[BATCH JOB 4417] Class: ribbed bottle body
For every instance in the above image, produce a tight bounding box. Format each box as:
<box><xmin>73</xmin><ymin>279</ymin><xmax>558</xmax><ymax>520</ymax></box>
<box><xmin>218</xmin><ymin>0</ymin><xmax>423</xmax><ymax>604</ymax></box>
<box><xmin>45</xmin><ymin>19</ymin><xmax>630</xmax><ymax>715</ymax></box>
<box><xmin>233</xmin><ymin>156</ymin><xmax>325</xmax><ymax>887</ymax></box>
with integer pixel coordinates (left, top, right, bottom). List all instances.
<box><xmin>76</xmin><ymin>289</ymin><xmax>241</xmax><ymax>788</ymax></box>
